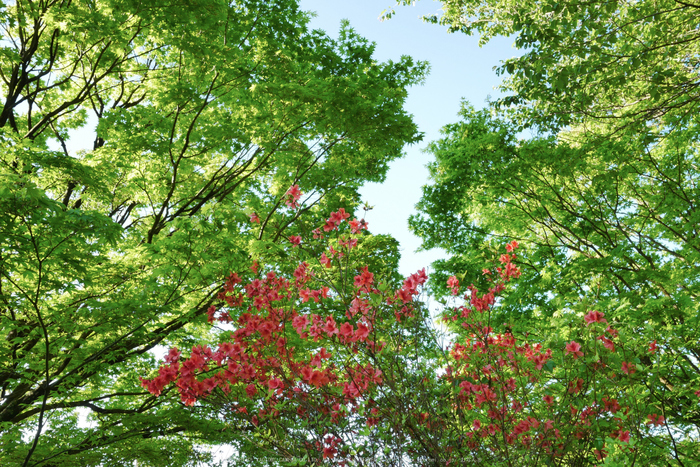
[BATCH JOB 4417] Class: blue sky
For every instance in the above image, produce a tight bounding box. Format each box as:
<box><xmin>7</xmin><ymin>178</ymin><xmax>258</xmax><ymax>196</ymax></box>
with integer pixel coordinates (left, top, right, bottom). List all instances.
<box><xmin>299</xmin><ymin>0</ymin><xmax>518</xmax><ymax>276</ymax></box>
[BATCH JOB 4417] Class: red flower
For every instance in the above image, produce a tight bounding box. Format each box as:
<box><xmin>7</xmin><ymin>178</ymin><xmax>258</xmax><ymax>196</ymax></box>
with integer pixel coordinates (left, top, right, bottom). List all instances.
<box><xmin>349</xmin><ymin>218</ymin><xmax>368</xmax><ymax>233</ymax></box>
<box><xmin>354</xmin><ymin>266</ymin><xmax>374</xmax><ymax>290</ymax></box>
<box><xmin>245</xmin><ymin>384</ymin><xmax>257</xmax><ymax>397</ymax></box>
<box><xmin>309</xmin><ymin>370</ymin><xmax>328</xmax><ymax>387</ymax></box>
<box><xmin>584</xmin><ymin>310</ymin><xmax>607</xmax><ymax>326</ymax></box>
<box><xmin>564</xmin><ymin>341</ymin><xmax>583</xmax><ymax>359</ymax></box>
<box><xmin>323</xmin><ymin>316</ymin><xmax>338</xmax><ymax>336</ymax></box>
<box><xmin>323</xmin><ymin>446</ymin><xmax>337</xmax><ymax>459</ymax></box>
<box><xmin>567</xmin><ymin>378</ymin><xmax>583</xmax><ymax>394</ymax></box>
<box><xmin>621</xmin><ymin>361</ymin><xmax>636</xmax><ymax>375</ymax></box>
<box><xmin>319</xmin><ymin>253</ymin><xmax>332</xmax><ymax>268</ymax></box>
<box><xmin>649</xmin><ymin>340</ymin><xmax>658</xmax><ymax>354</ymax></box>
<box><xmin>329</xmin><ymin>208</ymin><xmax>350</xmax><ymax>225</ymax></box>
<box><xmin>268</xmin><ymin>378</ymin><xmax>283</xmax><ymax>390</ymax></box>
<box><xmin>249</xmin><ymin>212</ymin><xmax>260</xmax><ymax>223</ymax></box>
<box><xmin>339</xmin><ymin>322</ymin><xmax>354</xmax><ymax>341</ymax></box>
<box><xmin>206</xmin><ymin>305</ymin><xmax>217</xmax><ymax>323</ymax></box>
<box><xmin>355</xmin><ymin>323</ymin><xmax>370</xmax><ymax>342</ymax></box>
<box><xmin>288</xmin><ymin>235</ymin><xmax>301</xmax><ymax>247</ymax></box>
<box><xmin>593</xmin><ymin>448</ymin><xmax>607</xmax><ymax>461</ymax></box>
<box><xmin>597</xmin><ymin>335</ymin><xmax>615</xmax><ymax>352</ymax></box>
<box><xmin>292</xmin><ymin>314</ymin><xmax>309</xmax><ymax>335</ymax></box>
<box><xmin>322</xmin><ymin>219</ymin><xmax>337</xmax><ymax>232</ymax></box>
<box><xmin>285</xmin><ymin>185</ymin><xmax>302</xmax><ymax>208</ymax></box>
<box><xmin>505</xmin><ymin>240</ymin><xmax>519</xmax><ymax>252</ymax></box>
<box><xmin>602</xmin><ymin>396</ymin><xmax>621</xmax><ymax>414</ymax></box>
<box><xmin>647</xmin><ymin>413</ymin><xmax>665</xmax><ymax>426</ymax></box>
<box><xmin>447</xmin><ymin>275</ymin><xmax>460</xmax><ymax>295</ymax></box>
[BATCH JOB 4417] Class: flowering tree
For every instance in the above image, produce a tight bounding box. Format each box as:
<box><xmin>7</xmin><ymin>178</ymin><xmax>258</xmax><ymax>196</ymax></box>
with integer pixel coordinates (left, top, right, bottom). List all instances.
<box><xmin>142</xmin><ymin>194</ymin><xmax>700</xmax><ymax>466</ymax></box>
<box><xmin>142</xmin><ymin>195</ymin><xmax>436</xmax><ymax>465</ymax></box>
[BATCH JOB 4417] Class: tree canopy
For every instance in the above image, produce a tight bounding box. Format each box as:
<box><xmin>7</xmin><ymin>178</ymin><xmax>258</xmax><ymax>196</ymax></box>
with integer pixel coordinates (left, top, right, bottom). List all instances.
<box><xmin>407</xmin><ymin>0</ymin><xmax>700</xmax><ymax>464</ymax></box>
<box><xmin>407</xmin><ymin>0</ymin><xmax>700</xmax><ymax>138</ymax></box>
<box><xmin>0</xmin><ymin>1</ymin><xmax>426</xmax><ymax>464</ymax></box>
<box><xmin>4</xmin><ymin>0</ymin><xmax>700</xmax><ymax>465</ymax></box>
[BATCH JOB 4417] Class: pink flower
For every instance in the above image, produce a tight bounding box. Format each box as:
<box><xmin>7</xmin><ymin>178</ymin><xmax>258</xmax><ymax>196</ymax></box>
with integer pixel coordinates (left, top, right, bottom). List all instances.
<box><xmin>288</xmin><ymin>235</ymin><xmax>301</xmax><ymax>247</ymax></box>
<box><xmin>249</xmin><ymin>212</ymin><xmax>260</xmax><ymax>223</ymax></box>
<box><xmin>323</xmin><ymin>316</ymin><xmax>338</xmax><ymax>336</ymax></box>
<box><xmin>339</xmin><ymin>322</ymin><xmax>354</xmax><ymax>341</ymax></box>
<box><xmin>597</xmin><ymin>335</ymin><xmax>615</xmax><ymax>352</ymax></box>
<box><xmin>319</xmin><ymin>253</ymin><xmax>332</xmax><ymax>268</ymax></box>
<box><xmin>505</xmin><ymin>240</ymin><xmax>519</xmax><ymax>252</ymax></box>
<box><xmin>584</xmin><ymin>310</ymin><xmax>607</xmax><ymax>326</ymax></box>
<box><xmin>447</xmin><ymin>275</ymin><xmax>459</xmax><ymax>295</ymax></box>
<box><xmin>565</xmin><ymin>341</ymin><xmax>583</xmax><ymax>359</ymax></box>
<box><xmin>285</xmin><ymin>185</ymin><xmax>302</xmax><ymax>208</ymax></box>
<box><xmin>355</xmin><ymin>322</ymin><xmax>370</xmax><ymax>342</ymax></box>
<box><xmin>349</xmin><ymin>218</ymin><xmax>368</xmax><ymax>233</ymax></box>
<box><xmin>292</xmin><ymin>314</ymin><xmax>309</xmax><ymax>335</ymax></box>
<box><xmin>354</xmin><ymin>266</ymin><xmax>374</xmax><ymax>289</ymax></box>
<box><xmin>329</xmin><ymin>208</ymin><xmax>350</xmax><ymax>225</ymax></box>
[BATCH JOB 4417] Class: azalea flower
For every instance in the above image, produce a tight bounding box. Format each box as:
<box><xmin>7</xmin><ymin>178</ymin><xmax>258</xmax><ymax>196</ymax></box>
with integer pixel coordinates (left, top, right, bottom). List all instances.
<box><xmin>584</xmin><ymin>310</ymin><xmax>607</xmax><ymax>326</ymax></box>
<box><xmin>647</xmin><ymin>413</ymin><xmax>665</xmax><ymax>426</ymax></box>
<box><xmin>285</xmin><ymin>185</ymin><xmax>302</xmax><ymax>208</ymax></box>
<box><xmin>565</xmin><ymin>341</ymin><xmax>583</xmax><ymax>359</ymax></box>
<box><xmin>621</xmin><ymin>361</ymin><xmax>636</xmax><ymax>375</ymax></box>
<box><xmin>447</xmin><ymin>275</ymin><xmax>460</xmax><ymax>295</ymax></box>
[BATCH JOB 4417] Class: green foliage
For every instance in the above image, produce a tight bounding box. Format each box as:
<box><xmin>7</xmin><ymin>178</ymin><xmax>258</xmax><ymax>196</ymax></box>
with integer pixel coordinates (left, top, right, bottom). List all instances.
<box><xmin>0</xmin><ymin>1</ymin><xmax>425</xmax><ymax>465</ymax></box>
<box><xmin>412</xmin><ymin>101</ymin><xmax>700</xmax><ymax>436</ymax></box>
<box><xmin>409</xmin><ymin>10</ymin><xmax>700</xmax><ymax>458</ymax></box>
<box><xmin>399</xmin><ymin>3</ymin><xmax>700</xmax><ymax>465</ymax></box>
<box><xmin>402</xmin><ymin>0</ymin><xmax>700</xmax><ymax>138</ymax></box>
